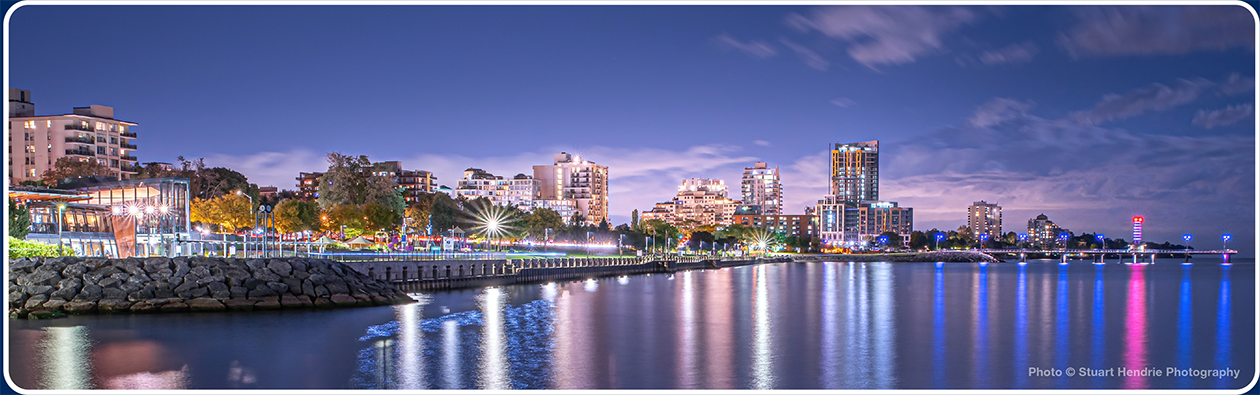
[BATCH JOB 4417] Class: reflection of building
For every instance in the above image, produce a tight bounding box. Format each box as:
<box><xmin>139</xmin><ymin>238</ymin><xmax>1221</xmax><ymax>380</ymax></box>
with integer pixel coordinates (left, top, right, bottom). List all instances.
<box><xmin>741</xmin><ymin>162</ymin><xmax>782</xmax><ymax>215</ymax></box>
<box><xmin>10</xmin><ymin>176</ymin><xmax>191</xmax><ymax>257</ymax></box>
<box><xmin>1027</xmin><ymin>213</ymin><xmax>1066</xmax><ymax>248</ymax></box>
<box><xmin>829</xmin><ymin>140</ymin><xmax>879</xmax><ymax>202</ymax></box>
<box><xmin>641</xmin><ymin>178</ymin><xmax>741</xmax><ymax>227</ymax></box>
<box><xmin>7</xmin><ymin>88</ymin><xmax>140</xmax><ymax>183</ymax></box>
<box><xmin>814</xmin><ymin>196</ymin><xmax>913</xmax><ymax>248</ymax></box>
<box><xmin>734</xmin><ymin>214</ymin><xmax>816</xmax><ymax>239</ymax></box>
<box><xmin>455</xmin><ymin>168</ymin><xmax>538</xmax><ymax>209</ymax></box>
<box><xmin>967</xmin><ymin>200</ymin><xmax>1002</xmax><ymax>239</ymax></box>
<box><xmin>533</xmin><ymin>152</ymin><xmax>608</xmax><ymax>225</ymax></box>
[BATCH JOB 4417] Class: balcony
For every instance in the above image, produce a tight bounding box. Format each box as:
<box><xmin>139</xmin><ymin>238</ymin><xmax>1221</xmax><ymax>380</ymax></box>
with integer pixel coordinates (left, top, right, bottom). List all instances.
<box><xmin>64</xmin><ymin>136</ymin><xmax>94</xmax><ymax>144</ymax></box>
<box><xmin>64</xmin><ymin>123</ymin><xmax>93</xmax><ymax>132</ymax></box>
<box><xmin>120</xmin><ymin>143</ymin><xmax>137</xmax><ymax>149</ymax></box>
<box><xmin>120</xmin><ymin>154</ymin><xmax>137</xmax><ymax>161</ymax></box>
<box><xmin>120</xmin><ymin>164</ymin><xmax>142</xmax><ymax>173</ymax></box>
<box><xmin>120</xmin><ymin>131</ymin><xmax>137</xmax><ymax>138</ymax></box>
<box><xmin>65</xmin><ymin>149</ymin><xmax>95</xmax><ymax>157</ymax></box>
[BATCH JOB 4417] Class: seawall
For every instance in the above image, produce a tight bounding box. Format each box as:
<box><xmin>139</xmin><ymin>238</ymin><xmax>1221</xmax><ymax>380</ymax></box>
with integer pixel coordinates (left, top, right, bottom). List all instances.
<box><xmin>8</xmin><ymin>256</ymin><xmax>413</xmax><ymax>319</ymax></box>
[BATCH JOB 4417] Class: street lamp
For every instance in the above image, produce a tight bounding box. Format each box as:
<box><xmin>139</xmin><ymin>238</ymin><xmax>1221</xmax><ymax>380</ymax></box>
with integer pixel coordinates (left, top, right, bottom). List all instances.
<box><xmin>934</xmin><ymin>233</ymin><xmax>944</xmax><ymax>250</ymax></box>
<box><xmin>1096</xmin><ymin>234</ymin><xmax>1105</xmax><ymax>249</ymax></box>
<box><xmin>1018</xmin><ymin>233</ymin><xmax>1028</xmax><ymax>249</ymax></box>
<box><xmin>878</xmin><ymin>235</ymin><xmax>889</xmax><ymax>250</ymax></box>
<box><xmin>1223</xmin><ymin>234</ymin><xmax>1231</xmax><ymax>251</ymax></box>
<box><xmin>236</xmin><ymin>190</ymin><xmax>255</xmax><ymax>257</ymax></box>
<box><xmin>1182</xmin><ymin>234</ymin><xmax>1192</xmax><ymax>249</ymax></box>
<box><xmin>979</xmin><ymin>233</ymin><xmax>989</xmax><ymax>249</ymax></box>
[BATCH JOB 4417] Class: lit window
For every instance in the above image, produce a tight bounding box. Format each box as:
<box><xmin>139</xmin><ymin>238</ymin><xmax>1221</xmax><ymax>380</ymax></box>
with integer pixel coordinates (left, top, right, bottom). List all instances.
<box><xmin>28</xmin><ymin>169</ymin><xmax>35</xmax><ymax>177</ymax></box>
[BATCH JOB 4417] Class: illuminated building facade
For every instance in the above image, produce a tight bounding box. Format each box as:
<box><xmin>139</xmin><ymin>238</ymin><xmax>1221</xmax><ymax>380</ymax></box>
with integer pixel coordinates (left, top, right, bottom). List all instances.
<box><xmin>456</xmin><ymin>168</ymin><xmax>539</xmax><ymax>209</ymax></box>
<box><xmin>829</xmin><ymin>140</ymin><xmax>879</xmax><ymax>202</ymax></box>
<box><xmin>641</xmin><ymin>178</ymin><xmax>741</xmax><ymax>227</ymax></box>
<box><xmin>967</xmin><ymin>200</ymin><xmax>1002</xmax><ymax>239</ymax></box>
<box><xmin>734</xmin><ymin>214</ymin><xmax>816</xmax><ymax>239</ymax></box>
<box><xmin>1027</xmin><ymin>213</ymin><xmax>1067</xmax><ymax>248</ymax></box>
<box><xmin>533</xmin><ymin>152</ymin><xmax>609</xmax><ymax>225</ymax></box>
<box><xmin>814</xmin><ymin>196</ymin><xmax>913</xmax><ymax>248</ymax></box>
<box><xmin>7</xmin><ymin>88</ymin><xmax>140</xmax><ymax>183</ymax></box>
<box><xmin>741</xmin><ymin>162</ymin><xmax>782</xmax><ymax>215</ymax></box>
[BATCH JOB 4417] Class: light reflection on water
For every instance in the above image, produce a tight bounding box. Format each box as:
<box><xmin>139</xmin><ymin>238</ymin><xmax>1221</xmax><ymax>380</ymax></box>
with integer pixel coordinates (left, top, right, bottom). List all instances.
<box><xmin>8</xmin><ymin>259</ymin><xmax>1254</xmax><ymax>390</ymax></box>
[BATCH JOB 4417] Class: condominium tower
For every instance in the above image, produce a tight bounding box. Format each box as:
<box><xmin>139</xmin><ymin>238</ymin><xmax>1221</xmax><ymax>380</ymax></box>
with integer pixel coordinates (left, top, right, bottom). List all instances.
<box><xmin>967</xmin><ymin>200</ymin><xmax>1002</xmax><ymax>239</ymax></box>
<box><xmin>7</xmin><ymin>88</ymin><xmax>139</xmax><ymax>183</ymax></box>
<box><xmin>533</xmin><ymin>152</ymin><xmax>608</xmax><ymax>225</ymax></box>
<box><xmin>830</xmin><ymin>140</ymin><xmax>879</xmax><ymax>202</ymax></box>
<box><xmin>642</xmin><ymin>178</ymin><xmax>740</xmax><ymax>227</ymax></box>
<box><xmin>741</xmin><ymin>162</ymin><xmax>782</xmax><ymax>215</ymax></box>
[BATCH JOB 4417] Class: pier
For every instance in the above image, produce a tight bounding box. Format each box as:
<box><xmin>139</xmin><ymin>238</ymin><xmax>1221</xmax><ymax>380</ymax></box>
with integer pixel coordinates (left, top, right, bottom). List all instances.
<box><xmin>978</xmin><ymin>249</ymin><xmax>1238</xmax><ymax>264</ymax></box>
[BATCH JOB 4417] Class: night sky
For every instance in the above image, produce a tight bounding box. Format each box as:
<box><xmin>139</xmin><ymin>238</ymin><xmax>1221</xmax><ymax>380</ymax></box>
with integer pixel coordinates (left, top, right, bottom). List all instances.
<box><xmin>7</xmin><ymin>4</ymin><xmax>1256</xmax><ymax>254</ymax></box>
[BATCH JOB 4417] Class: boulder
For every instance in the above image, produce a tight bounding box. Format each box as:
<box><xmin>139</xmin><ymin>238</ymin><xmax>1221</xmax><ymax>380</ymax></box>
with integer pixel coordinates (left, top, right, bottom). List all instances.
<box><xmin>266</xmin><ymin>260</ymin><xmax>293</xmax><ymax>276</ymax></box>
<box><xmin>188</xmin><ymin>298</ymin><xmax>226</xmax><ymax>312</ymax></box>
<box><xmin>330</xmin><ymin>294</ymin><xmax>358</xmax><ymax>307</ymax></box>
<box><xmin>280</xmin><ymin>294</ymin><xmax>306</xmax><ymax>308</ymax></box>
<box><xmin>266</xmin><ymin>281</ymin><xmax>289</xmax><ymax>295</ymax></box>
<box><xmin>24</xmin><ymin>294</ymin><xmax>49</xmax><ymax>310</ymax></box>
<box><xmin>61</xmin><ymin>262</ymin><xmax>90</xmax><ymax>278</ymax></box>
<box><xmin>98</xmin><ymin>277</ymin><xmax>122</xmax><ymax>289</ymax></box>
<box><xmin>41</xmin><ymin>298</ymin><xmax>67</xmax><ymax>311</ymax></box>
<box><xmin>282</xmin><ymin>278</ymin><xmax>302</xmax><ymax>295</ymax></box>
<box><xmin>159</xmin><ymin>302</ymin><xmax>189</xmax><ymax>313</ymax></box>
<box><xmin>24</xmin><ymin>285</ymin><xmax>53</xmax><ymax>296</ymax></box>
<box><xmin>301</xmin><ymin>280</ymin><xmax>316</xmax><ymax>298</ymax></box>
<box><xmin>62</xmin><ymin>301</ymin><xmax>96</xmax><ymax>314</ymax></box>
<box><xmin>97</xmin><ymin>299</ymin><xmax>133</xmax><ymax>313</ymax></box>
<box><xmin>189</xmin><ymin>266</ymin><xmax>211</xmax><ymax>279</ymax></box>
<box><xmin>143</xmin><ymin>257</ymin><xmax>171</xmax><ymax>273</ymax></box>
<box><xmin>229</xmin><ymin>286</ymin><xmax>248</xmax><ymax>298</ymax></box>
<box><xmin>224</xmin><ymin>298</ymin><xmax>256</xmax><ymax>311</ymax></box>
<box><xmin>78</xmin><ymin>284</ymin><xmax>103</xmax><ymax>301</ymax></box>
<box><xmin>196</xmin><ymin>275</ymin><xmax>225</xmax><ymax>287</ymax></box>
<box><xmin>253</xmin><ymin>297</ymin><xmax>282</xmax><ymax>310</ymax></box>
<box><xmin>246</xmin><ymin>259</ymin><xmax>266</xmax><ymax>272</ymax></box>
<box><xmin>19</xmin><ymin>269</ymin><xmax>61</xmax><ymax>287</ymax></box>
<box><xmin>129</xmin><ymin>301</ymin><xmax>158</xmax><ymax>313</ymax></box>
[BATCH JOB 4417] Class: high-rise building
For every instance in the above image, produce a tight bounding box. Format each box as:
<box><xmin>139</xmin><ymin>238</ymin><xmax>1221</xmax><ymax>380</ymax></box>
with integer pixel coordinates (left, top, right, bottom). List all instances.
<box><xmin>455</xmin><ymin>168</ymin><xmax>539</xmax><ymax>209</ymax></box>
<box><xmin>7</xmin><ymin>88</ymin><xmax>140</xmax><ymax>183</ymax></box>
<box><xmin>829</xmin><ymin>140</ymin><xmax>879</xmax><ymax>202</ymax></box>
<box><xmin>1027</xmin><ymin>213</ymin><xmax>1067</xmax><ymax>248</ymax></box>
<box><xmin>967</xmin><ymin>200</ymin><xmax>1002</xmax><ymax>239</ymax></box>
<box><xmin>533</xmin><ymin>152</ymin><xmax>609</xmax><ymax>225</ymax></box>
<box><xmin>641</xmin><ymin>178</ymin><xmax>741</xmax><ymax>227</ymax></box>
<box><xmin>741</xmin><ymin>162</ymin><xmax>782</xmax><ymax>215</ymax></box>
<box><xmin>815</xmin><ymin>196</ymin><xmax>913</xmax><ymax>248</ymax></box>
<box><xmin>734</xmin><ymin>214</ymin><xmax>816</xmax><ymax>239</ymax></box>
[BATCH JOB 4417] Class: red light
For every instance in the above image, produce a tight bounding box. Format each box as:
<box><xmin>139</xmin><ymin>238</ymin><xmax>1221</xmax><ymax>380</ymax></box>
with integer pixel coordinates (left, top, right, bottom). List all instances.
<box><xmin>1132</xmin><ymin>216</ymin><xmax>1144</xmax><ymax>223</ymax></box>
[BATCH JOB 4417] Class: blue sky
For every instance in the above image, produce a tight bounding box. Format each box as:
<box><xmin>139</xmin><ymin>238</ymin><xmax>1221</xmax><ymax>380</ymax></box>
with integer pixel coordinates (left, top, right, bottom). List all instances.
<box><xmin>7</xmin><ymin>4</ymin><xmax>1256</xmax><ymax>253</ymax></box>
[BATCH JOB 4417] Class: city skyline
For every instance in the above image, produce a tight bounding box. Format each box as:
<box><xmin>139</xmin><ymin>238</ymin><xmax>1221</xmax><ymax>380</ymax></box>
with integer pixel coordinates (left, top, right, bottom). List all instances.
<box><xmin>7</xmin><ymin>4</ymin><xmax>1254</xmax><ymax>252</ymax></box>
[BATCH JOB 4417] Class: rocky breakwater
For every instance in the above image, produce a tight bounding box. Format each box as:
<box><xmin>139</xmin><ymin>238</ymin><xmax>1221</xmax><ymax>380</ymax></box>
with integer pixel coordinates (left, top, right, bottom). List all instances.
<box><xmin>8</xmin><ymin>256</ymin><xmax>414</xmax><ymax>319</ymax></box>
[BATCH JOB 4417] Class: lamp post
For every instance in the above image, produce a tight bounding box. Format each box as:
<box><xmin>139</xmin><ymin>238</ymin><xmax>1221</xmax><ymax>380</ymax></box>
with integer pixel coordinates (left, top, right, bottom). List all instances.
<box><xmin>1096</xmin><ymin>234</ymin><xmax>1105</xmax><ymax>249</ymax></box>
<box><xmin>586</xmin><ymin>231</ymin><xmax>593</xmax><ymax>258</ymax></box>
<box><xmin>934</xmin><ymin>233</ymin><xmax>944</xmax><ymax>250</ymax></box>
<box><xmin>978</xmin><ymin>233</ymin><xmax>989</xmax><ymax>250</ymax></box>
<box><xmin>1182</xmin><ymin>234</ymin><xmax>1192</xmax><ymax>250</ymax></box>
<box><xmin>878</xmin><ymin>235</ymin><xmax>889</xmax><ymax>250</ymax></box>
<box><xmin>1223</xmin><ymin>234</ymin><xmax>1231</xmax><ymax>251</ymax></box>
<box><xmin>56</xmin><ymin>203</ymin><xmax>66</xmax><ymax>254</ymax></box>
<box><xmin>1018</xmin><ymin>233</ymin><xmax>1028</xmax><ymax>250</ymax></box>
<box><xmin>236</xmin><ymin>190</ymin><xmax>254</xmax><ymax>257</ymax></box>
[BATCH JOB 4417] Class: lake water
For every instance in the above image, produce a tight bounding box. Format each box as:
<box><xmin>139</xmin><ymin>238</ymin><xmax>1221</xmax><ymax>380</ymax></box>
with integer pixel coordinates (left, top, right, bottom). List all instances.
<box><xmin>7</xmin><ymin>258</ymin><xmax>1255</xmax><ymax>390</ymax></box>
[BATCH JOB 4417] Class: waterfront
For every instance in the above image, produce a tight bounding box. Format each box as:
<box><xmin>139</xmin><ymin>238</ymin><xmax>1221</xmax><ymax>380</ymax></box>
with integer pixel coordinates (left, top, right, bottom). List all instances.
<box><xmin>7</xmin><ymin>258</ymin><xmax>1254</xmax><ymax>390</ymax></box>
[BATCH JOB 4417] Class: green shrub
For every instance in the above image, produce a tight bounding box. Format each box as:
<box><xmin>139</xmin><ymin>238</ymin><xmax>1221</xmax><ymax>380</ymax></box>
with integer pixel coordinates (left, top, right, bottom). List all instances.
<box><xmin>7</xmin><ymin>237</ymin><xmax>75</xmax><ymax>258</ymax></box>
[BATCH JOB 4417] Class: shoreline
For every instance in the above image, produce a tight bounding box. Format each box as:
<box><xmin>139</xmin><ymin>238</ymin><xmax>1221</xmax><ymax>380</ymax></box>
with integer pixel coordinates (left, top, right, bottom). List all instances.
<box><xmin>789</xmin><ymin>250</ymin><xmax>1001</xmax><ymax>263</ymax></box>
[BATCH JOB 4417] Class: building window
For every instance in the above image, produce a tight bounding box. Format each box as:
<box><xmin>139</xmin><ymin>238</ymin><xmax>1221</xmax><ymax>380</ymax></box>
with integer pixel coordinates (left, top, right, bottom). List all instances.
<box><xmin>97</xmin><ymin>146</ymin><xmax>106</xmax><ymax>155</ymax></box>
<box><xmin>110</xmin><ymin>137</ymin><xmax>118</xmax><ymax>144</ymax></box>
<box><xmin>47</xmin><ymin>144</ymin><xmax>51</xmax><ymax>152</ymax></box>
<box><xmin>28</xmin><ymin>169</ymin><xmax>36</xmax><ymax>177</ymax></box>
<box><xmin>110</xmin><ymin>148</ymin><xmax>117</xmax><ymax>156</ymax></box>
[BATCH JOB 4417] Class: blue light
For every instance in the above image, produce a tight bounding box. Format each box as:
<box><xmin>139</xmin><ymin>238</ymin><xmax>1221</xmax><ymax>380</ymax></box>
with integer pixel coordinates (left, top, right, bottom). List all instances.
<box><xmin>1018</xmin><ymin>233</ymin><xmax>1028</xmax><ymax>241</ymax></box>
<box><xmin>935</xmin><ymin>234</ymin><xmax>944</xmax><ymax>241</ymax></box>
<box><xmin>1182</xmin><ymin>234</ymin><xmax>1192</xmax><ymax>242</ymax></box>
<box><xmin>1222</xmin><ymin>234</ymin><xmax>1231</xmax><ymax>242</ymax></box>
<box><xmin>1096</xmin><ymin>234</ymin><xmax>1105</xmax><ymax>241</ymax></box>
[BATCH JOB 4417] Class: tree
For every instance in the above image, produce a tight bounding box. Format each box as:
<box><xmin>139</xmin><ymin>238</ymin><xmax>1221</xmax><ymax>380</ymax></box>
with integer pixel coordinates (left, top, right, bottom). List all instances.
<box><xmin>9</xmin><ymin>198</ymin><xmax>30</xmax><ymax>239</ymax></box>
<box><xmin>404</xmin><ymin>198</ymin><xmax>433</xmax><ymax>234</ymax></box>
<box><xmin>687</xmin><ymin>231</ymin><xmax>715</xmax><ymax>250</ymax></box>
<box><xmin>316</xmin><ymin>152</ymin><xmax>401</xmax><ymax>212</ymax></box>
<box><xmin>273</xmin><ymin>199</ymin><xmax>320</xmax><ymax>234</ymax></box>
<box><xmin>569</xmin><ymin>212</ymin><xmax>586</xmax><ymax>227</ymax></box>
<box><xmin>322</xmin><ymin>204</ymin><xmax>365</xmax><ymax>238</ymax></box>
<box><xmin>190</xmin><ymin>194</ymin><xmax>254</xmax><ymax>232</ymax></box>
<box><xmin>631</xmin><ymin>209</ymin><xmax>640</xmax><ymax>231</ymax></box>
<box><xmin>429</xmin><ymin>193</ymin><xmax>460</xmax><ymax>234</ymax></box>
<box><xmin>877</xmin><ymin>231</ymin><xmax>903</xmax><ymax>249</ymax></box>
<box><xmin>42</xmin><ymin>157</ymin><xmax>112</xmax><ymax>186</ymax></box>
<box><xmin>364</xmin><ymin>202</ymin><xmax>400</xmax><ymax>233</ymax></box>
<box><xmin>525</xmin><ymin>208</ymin><xmax>565</xmax><ymax>239</ymax></box>
<box><xmin>908</xmin><ymin>231</ymin><xmax>928</xmax><ymax>250</ymax></box>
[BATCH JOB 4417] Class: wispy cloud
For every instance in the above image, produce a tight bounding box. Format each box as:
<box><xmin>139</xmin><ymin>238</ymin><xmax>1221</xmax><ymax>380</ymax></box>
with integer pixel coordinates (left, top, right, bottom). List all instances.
<box><xmin>713</xmin><ymin>34</ymin><xmax>778</xmax><ymax>58</ymax></box>
<box><xmin>786</xmin><ymin>6</ymin><xmax>978</xmax><ymax>68</ymax></box>
<box><xmin>1192</xmin><ymin>104</ymin><xmax>1253</xmax><ymax>129</ymax></box>
<box><xmin>754</xmin><ymin>140</ymin><xmax>772</xmax><ymax>147</ymax></box>
<box><xmin>978</xmin><ymin>42</ymin><xmax>1037</xmax><ymax>65</ymax></box>
<box><xmin>779</xmin><ymin>38</ymin><xmax>830</xmax><ymax>71</ymax></box>
<box><xmin>969</xmin><ymin>98</ymin><xmax>1033</xmax><ymax>127</ymax></box>
<box><xmin>1070</xmin><ymin>77</ymin><xmax>1213</xmax><ymax>125</ymax></box>
<box><xmin>1220</xmin><ymin>72</ymin><xmax>1255</xmax><ymax>96</ymax></box>
<box><xmin>1058</xmin><ymin>6</ymin><xmax>1254</xmax><ymax>58</ymax></box>
<box><xmin>830</xmin><ymin>97</ymin><xmax>857</xmax><ymax>108</ymax></box>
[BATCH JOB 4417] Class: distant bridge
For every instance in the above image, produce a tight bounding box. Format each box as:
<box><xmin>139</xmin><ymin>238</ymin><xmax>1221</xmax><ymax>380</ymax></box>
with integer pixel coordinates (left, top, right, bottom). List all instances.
<box><xmin>977</xmin><ymin>248</ymin><xmax>1238</xmax><ymax>264</ymax></box>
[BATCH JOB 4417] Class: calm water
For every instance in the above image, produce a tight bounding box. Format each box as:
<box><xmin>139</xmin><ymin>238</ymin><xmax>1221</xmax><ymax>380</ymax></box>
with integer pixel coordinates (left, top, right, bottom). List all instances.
<box><xmin>7</xmin><ymin>258</ymin><xmax>1255</xmax><ymax>390</ymax></box>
